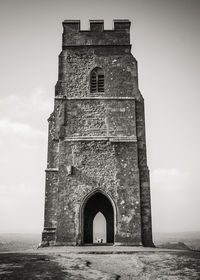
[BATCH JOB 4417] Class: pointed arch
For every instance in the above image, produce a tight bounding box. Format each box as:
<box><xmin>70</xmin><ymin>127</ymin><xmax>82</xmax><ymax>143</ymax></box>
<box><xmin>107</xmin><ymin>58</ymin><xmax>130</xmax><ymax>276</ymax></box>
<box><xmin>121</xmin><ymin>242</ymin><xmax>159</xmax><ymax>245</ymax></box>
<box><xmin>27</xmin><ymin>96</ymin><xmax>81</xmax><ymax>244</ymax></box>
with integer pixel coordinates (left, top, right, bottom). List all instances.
<box><xmin>80</xmin><ymin>189</ymin><xmax>116</xmax><ymax>244</ymax></box>
<box><xmin>93</xmin><ymin>211</ymin><xmax>106</xmax><ymax>243</ymax></box>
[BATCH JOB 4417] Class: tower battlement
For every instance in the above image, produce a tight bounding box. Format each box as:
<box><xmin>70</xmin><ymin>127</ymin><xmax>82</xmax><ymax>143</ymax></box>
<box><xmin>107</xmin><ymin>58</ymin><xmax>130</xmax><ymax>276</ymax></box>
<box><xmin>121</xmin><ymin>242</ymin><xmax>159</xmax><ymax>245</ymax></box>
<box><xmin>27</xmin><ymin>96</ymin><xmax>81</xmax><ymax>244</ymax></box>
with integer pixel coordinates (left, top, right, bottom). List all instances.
<box><xmin>62</xmin><ymin>19</ymin><xmax>131</xmax><ymax>47</ymax></box>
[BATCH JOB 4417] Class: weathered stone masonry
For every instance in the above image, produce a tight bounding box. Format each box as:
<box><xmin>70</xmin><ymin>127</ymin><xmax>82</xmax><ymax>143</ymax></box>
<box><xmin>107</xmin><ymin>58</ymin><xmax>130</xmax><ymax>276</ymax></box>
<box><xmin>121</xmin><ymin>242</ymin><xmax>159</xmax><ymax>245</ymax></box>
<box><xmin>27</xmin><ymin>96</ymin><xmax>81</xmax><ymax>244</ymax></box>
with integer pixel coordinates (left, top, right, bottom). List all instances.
<box><xmin>42</xmin><ymin>19</ymin><xmax>154</xmax><ymax>246</ymax></box>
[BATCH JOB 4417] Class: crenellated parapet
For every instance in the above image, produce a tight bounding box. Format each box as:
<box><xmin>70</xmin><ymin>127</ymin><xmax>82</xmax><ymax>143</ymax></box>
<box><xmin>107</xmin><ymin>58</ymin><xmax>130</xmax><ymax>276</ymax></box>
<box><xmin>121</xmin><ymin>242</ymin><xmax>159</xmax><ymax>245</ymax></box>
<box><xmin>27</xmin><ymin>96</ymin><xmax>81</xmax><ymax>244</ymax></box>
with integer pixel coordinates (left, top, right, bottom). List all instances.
<box><xmin>62</xmin><ymin>19</ymin><xmax>131</xmax><ymax>47</ymax></box>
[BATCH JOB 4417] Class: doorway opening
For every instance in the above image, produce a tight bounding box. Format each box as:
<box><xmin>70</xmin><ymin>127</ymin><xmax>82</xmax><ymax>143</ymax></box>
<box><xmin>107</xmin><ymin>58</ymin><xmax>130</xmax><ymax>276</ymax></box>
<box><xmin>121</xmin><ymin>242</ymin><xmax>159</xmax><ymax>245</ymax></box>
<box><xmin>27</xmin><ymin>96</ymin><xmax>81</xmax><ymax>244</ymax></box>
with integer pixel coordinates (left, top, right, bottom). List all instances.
<box><xmin>83</xmin><ymin>192</ymin><xmax>114</xmax><ymax>244</ymax></box>
<box><xmin>93</xmin><ymin>212</ymin><xmax>106</xmax><ymax>243</ymax></box>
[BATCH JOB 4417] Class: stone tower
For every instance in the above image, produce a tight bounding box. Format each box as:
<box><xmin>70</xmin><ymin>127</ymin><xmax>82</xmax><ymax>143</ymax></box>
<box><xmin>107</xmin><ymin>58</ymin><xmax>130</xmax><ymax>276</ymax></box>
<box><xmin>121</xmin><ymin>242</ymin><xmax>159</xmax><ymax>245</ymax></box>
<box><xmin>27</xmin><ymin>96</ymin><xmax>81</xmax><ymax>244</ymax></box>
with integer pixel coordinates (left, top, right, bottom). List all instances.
<box><xmin>42</xmin><ymin>19</ymin><xmax>154</xmax><ymax>247</ymax></box>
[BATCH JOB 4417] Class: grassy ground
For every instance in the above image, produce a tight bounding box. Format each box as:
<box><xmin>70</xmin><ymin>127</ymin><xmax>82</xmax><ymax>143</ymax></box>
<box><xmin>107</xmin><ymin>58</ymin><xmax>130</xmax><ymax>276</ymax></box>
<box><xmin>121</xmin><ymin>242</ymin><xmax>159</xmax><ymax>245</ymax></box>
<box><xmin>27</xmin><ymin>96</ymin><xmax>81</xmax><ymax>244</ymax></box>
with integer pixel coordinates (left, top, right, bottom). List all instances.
<box><xmin>0</xmin><ymin>253</ymin><xmax>67</xmax><ymax>280</ymax></box>
<box><xmin>0</xmin><ymin>252</ymin><xmax>114</xmax><ymax>280</ymax></box>
<box><xmin>83</xmin><ymin>251</ymin><xmax>200</xmax><ymax>279</ymax></box>
<box><xmin>0</xmin><ymin>249</ymin><xmax>200</xmax><ymax>279</ymax></box>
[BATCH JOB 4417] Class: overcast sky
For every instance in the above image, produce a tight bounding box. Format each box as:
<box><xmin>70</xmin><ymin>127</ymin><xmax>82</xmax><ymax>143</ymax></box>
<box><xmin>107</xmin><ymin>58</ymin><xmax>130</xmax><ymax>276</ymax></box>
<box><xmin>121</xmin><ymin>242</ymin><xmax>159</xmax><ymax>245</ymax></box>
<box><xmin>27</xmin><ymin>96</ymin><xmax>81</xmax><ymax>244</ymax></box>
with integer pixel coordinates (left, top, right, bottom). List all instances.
<box><xmin>0</xmin><ymin>0</ymin><xmax>200</xmax><ymax>235</ymax></box>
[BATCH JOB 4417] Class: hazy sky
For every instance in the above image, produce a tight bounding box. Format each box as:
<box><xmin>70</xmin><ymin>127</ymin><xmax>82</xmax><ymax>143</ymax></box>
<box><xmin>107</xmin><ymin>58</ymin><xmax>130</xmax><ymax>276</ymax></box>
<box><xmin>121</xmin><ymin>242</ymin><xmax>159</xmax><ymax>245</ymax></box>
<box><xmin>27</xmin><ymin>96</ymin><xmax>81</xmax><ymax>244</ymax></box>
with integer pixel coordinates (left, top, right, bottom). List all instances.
<box><xmin>0</xmin><ymin>0</ymin><xmax>200</xmax><ymax>234</ymax></box>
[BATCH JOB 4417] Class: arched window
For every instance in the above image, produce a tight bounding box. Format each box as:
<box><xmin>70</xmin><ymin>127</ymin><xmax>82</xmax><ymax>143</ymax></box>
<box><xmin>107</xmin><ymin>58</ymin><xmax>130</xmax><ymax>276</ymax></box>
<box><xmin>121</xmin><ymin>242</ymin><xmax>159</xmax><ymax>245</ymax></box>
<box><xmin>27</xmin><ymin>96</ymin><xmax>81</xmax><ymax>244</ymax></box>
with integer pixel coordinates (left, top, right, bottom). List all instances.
<box><xmin>90</xmin><ymin>67</ymin><xmax>104</xmax><ymax>93</ymax></box>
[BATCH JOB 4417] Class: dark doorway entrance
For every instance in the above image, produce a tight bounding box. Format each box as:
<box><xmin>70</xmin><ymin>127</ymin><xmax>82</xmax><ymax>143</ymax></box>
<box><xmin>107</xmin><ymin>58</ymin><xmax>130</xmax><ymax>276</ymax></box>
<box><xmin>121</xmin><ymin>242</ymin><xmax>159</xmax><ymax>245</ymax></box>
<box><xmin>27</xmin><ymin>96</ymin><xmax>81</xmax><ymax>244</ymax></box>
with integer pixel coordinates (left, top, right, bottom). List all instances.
<box><xmin>83</xmin><ymin>192</ymin><xmax>114</xmax><ymax>244</ymax></box>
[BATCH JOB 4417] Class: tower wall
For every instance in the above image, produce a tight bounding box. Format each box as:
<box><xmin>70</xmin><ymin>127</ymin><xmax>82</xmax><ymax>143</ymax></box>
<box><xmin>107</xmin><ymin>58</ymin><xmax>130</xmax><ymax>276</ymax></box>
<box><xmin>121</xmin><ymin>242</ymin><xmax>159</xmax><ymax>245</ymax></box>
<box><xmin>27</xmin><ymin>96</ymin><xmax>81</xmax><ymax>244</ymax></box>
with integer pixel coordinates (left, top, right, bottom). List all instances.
<box><xmin>42</xmin><ymin>20</ymin><xmax>154</xmax><ymax>246</ymax></box>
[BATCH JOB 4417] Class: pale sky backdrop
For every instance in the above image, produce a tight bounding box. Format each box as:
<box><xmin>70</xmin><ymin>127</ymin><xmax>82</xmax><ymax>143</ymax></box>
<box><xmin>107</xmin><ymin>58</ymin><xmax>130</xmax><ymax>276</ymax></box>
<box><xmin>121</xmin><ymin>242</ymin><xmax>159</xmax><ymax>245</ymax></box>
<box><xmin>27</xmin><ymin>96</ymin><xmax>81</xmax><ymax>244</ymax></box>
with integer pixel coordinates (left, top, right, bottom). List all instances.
<box><xmin>0</xmin><ymin>0</ymin><xmax>200</xmax><ymax>235</ymax></box>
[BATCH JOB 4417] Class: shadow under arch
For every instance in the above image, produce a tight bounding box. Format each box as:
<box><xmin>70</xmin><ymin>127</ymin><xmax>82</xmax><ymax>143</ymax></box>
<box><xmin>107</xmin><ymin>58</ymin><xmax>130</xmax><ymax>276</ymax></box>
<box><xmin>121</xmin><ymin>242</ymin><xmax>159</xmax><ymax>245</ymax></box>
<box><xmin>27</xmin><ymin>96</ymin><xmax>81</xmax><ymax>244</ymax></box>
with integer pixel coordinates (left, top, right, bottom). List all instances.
<box><xmin>80</xmin><ymin>189</ymin><xmax>116</xmax><ymax>244</ymax></box>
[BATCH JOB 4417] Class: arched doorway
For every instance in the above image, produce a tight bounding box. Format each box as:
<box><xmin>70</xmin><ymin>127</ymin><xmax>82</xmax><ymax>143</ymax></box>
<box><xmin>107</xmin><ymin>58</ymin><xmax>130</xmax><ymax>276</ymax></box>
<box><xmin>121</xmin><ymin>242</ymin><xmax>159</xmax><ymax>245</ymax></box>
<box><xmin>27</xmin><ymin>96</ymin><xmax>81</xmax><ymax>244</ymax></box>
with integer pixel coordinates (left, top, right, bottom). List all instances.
<box><xmin>83</xmin><ymin>192</ymin><xmax>114</xmax><ymax>244</ymax></box>
<box><xmin>93</xmin><ymin>212</ymin><xmax>106</xmax><ymax>243</ymax></box>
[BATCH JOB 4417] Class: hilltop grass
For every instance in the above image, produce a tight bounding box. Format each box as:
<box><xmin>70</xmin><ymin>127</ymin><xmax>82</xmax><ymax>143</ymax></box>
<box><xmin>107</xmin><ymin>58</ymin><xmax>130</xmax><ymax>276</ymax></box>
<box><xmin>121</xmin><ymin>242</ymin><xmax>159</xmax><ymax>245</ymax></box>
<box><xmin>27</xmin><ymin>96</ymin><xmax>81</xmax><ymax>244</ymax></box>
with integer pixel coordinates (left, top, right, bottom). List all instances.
<box><xmin>0</xmin><ymin>249</ymin><xmax>200</xmax><ymax>279</ymax></box>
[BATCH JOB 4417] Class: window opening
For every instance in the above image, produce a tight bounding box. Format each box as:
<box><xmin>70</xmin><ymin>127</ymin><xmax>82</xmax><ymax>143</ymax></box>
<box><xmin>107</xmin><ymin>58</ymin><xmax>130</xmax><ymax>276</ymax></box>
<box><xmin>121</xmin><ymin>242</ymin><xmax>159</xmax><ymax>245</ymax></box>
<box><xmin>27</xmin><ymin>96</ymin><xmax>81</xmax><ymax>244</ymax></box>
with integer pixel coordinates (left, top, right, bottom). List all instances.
<box><xmin>90</xmin><ymin>67</ymin><xmax>104</xmax><ymax>93</ymax></box>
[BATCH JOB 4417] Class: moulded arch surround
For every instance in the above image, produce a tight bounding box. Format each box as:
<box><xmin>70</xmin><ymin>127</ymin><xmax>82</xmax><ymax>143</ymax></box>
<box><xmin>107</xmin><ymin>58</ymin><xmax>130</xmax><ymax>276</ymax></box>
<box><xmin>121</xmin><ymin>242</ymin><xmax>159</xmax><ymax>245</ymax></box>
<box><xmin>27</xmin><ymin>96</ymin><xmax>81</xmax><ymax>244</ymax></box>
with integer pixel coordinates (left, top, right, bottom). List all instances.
<box><xmin>89</xmin><ymin>66</ymin><xmax>104</xmax><ymax>75</ymax></box>
<box><xmin>80</xmin><ymin>189</ymin><xmax>116</xmax><ymax>244</ymax></box>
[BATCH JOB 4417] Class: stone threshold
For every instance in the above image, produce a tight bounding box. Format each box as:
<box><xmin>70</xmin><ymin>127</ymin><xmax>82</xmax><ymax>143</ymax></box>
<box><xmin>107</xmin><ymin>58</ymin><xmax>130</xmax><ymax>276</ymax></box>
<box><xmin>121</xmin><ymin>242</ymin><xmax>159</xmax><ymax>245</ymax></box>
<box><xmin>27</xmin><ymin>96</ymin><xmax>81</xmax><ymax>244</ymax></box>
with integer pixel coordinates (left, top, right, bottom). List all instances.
<box><xmin>35</xmin><ymin>246</ymin><xmax>188</xmax><ymax>255</ymax></box>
